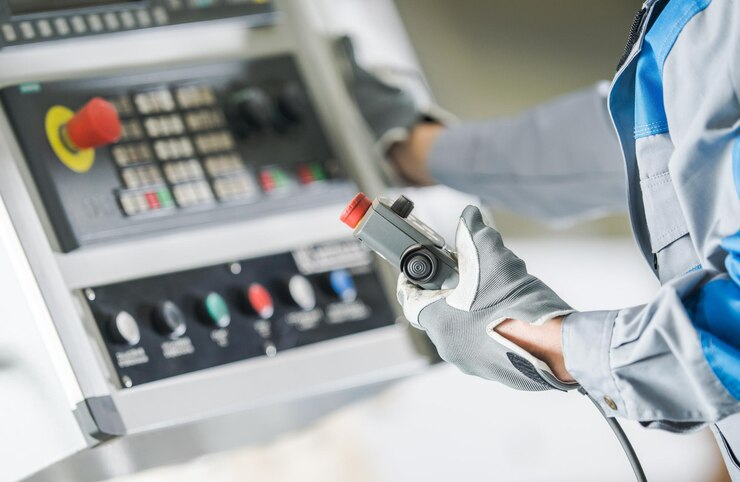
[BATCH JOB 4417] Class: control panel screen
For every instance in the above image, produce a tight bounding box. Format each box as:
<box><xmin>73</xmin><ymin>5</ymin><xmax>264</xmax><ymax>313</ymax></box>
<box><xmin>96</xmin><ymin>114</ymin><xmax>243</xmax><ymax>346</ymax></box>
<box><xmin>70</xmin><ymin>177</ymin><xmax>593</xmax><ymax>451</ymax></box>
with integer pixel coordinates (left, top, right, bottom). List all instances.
<box><xmin>8</xmin><ymin>0</ymin><xmax>141</xmax><ymax>15</ymax></box>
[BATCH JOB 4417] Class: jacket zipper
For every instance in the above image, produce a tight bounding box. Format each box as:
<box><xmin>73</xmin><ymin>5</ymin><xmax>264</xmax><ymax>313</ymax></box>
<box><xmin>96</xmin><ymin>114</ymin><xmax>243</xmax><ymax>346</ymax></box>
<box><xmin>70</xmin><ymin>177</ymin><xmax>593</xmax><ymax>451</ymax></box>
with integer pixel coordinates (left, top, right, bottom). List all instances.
<box><xmin>616</xmin><ymin>6</ymin><xmax>648</xmax><ymax>71</ymax></box>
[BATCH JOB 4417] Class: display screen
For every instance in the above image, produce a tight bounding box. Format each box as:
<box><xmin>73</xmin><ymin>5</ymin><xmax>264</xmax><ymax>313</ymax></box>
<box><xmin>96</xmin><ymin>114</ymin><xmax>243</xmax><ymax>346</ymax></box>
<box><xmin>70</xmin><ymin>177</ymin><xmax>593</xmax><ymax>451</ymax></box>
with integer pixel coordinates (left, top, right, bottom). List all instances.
<box><xmin>8</xmin><ymin>0</ymin><xmax>142</xmax><ymax>15</ymax></box>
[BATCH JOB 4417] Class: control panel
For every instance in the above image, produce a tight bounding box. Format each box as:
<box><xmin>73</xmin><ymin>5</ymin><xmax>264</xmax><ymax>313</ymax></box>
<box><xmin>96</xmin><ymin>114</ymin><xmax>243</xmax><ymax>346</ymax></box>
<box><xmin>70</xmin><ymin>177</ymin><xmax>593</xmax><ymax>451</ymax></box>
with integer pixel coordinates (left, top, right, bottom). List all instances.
<box><xmin>0</xmin><ymin>0</ymin><xmax>275</xmax><ymax>49</ymax></box>
<box><xmin>87</xmin><ymin>239</ymin><xmax>394</xmax><ymax>387</ymax></box>
<box><xmin>2</xmin><ymin>55</ymin><xmax>349</xmax><ymax>251</ymax></box>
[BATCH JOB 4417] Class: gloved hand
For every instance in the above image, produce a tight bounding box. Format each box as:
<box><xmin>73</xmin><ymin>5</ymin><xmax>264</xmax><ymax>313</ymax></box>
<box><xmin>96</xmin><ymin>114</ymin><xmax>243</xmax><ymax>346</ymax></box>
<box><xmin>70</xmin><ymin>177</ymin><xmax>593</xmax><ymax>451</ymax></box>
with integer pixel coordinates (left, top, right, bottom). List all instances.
<box><xmin>335</xmin><ymin>35</ymin><xmax>453</xmax><ymax>153</ymax></box>
<box><xmin>397</xmin><ymin>205</ymin><xmax>579</xmax><ymax>391</ymax></box>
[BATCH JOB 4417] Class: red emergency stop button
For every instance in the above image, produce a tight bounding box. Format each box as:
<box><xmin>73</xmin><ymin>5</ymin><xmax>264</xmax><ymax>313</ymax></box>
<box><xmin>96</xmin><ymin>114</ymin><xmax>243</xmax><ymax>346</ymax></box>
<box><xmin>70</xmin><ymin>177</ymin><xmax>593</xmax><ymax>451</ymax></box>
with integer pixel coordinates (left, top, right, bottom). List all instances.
<box><xmin>247</xmin><ymin>283</ymin><xmax>274</xmax><ymax>319</ymax></box>
<box><xmin>340</xmin><ymin>192</ymin><xmax>372</xmax><ymax>228</ymax></box>
<box><xmin>65</xmin><ymin>97</ymin><xmax>122</xmax><ymax>150</ymax></box>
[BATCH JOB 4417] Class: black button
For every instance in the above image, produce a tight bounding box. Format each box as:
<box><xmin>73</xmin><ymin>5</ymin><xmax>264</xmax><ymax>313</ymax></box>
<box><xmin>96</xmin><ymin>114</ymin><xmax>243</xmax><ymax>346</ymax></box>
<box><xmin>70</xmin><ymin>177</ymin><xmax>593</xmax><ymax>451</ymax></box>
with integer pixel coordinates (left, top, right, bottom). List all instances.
<box><xmin>153</xmin><ymin>300</ymin><xmax>187</xmax><ymax>338</ymax></box>
<box><xmin>391</xmin><ymin>195</ymin><xmax>414</xmax><ymax>218</ymax></box>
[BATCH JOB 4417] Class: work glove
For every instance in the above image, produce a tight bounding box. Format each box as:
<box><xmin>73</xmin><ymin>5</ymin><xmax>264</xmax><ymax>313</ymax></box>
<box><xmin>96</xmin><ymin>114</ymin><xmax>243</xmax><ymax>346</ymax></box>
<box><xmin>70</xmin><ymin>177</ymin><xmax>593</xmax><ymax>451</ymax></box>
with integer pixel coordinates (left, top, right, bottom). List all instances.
<box><xmin>397</xmin><ymin>206</ymin><xmax>579</xmax><ymax>391</ymax></box>
<box><xmin>335</xmin><ymin>35</ymin><xmax>454</xmax><ymax>154</ymax></box>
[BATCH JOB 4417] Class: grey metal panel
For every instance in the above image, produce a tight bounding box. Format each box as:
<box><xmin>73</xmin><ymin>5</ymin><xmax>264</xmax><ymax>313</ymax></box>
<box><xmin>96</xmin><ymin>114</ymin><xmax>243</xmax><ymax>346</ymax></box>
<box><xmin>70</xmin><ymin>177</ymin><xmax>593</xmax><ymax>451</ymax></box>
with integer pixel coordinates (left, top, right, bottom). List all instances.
<box><xmin>114</xmin><ymin>325</ymin><xmax>425</xmax><ymax>432</ymax></box>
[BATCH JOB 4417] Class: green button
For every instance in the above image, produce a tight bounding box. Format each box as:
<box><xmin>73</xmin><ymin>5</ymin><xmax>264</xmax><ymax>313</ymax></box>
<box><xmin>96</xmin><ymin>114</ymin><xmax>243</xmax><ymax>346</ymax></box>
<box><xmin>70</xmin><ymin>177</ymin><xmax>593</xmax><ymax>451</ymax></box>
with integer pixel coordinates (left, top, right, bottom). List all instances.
<box><xmin>273</xmin><ymin>169</ymin><xmax>287</xmax><ymax>187</ymax></box>
<box><xmin>204</xmin><ymin>292</ymin><xmax>231</xmax><ymax>328</ymax></box>
<box><xmin>157</xmin><ymin>188</ymin><xmax>174</xmax><ymax>207</ymax></box>
<box><xmin>310</xmin><ymin>164</ymin><xmax>326</xmax><ymax>181</ymax></box>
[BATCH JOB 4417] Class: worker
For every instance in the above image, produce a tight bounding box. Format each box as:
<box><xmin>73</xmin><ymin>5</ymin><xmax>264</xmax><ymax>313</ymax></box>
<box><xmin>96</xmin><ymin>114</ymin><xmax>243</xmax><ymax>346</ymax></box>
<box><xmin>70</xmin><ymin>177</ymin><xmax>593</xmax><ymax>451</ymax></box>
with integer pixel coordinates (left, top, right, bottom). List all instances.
<box><xmin>340</xmin><ymin>0</ymin><xmax>740</xmax><ymax>477</ymax></box>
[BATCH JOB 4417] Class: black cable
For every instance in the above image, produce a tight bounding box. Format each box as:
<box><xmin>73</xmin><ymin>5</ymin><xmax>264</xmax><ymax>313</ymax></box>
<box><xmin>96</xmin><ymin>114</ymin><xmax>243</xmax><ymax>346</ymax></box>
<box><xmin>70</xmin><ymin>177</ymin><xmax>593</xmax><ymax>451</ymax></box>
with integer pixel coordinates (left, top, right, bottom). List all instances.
<box><xmin>580</xmin><ymin>389</ymin><xmax>648</xmax><ymax>482</ymax></box>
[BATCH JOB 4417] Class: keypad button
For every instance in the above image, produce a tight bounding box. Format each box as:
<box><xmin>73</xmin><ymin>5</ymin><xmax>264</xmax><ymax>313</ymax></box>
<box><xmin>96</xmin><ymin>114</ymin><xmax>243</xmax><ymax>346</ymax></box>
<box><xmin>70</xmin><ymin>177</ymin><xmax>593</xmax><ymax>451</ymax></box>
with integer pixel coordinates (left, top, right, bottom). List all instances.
<box><xmin>121</xmin><ymin>165</ymin><xmax>163</xmax><ymax>189</ymax></box>
<box><xmin>118</xmin><ymin>187</ymin><xmax>174</xmax><ymax>216</ymax></box>
<box><xmin>120</xmin><ymin>11</ymin><xmax>136</xmax><ymax>29</ymax></box>
<box><xmin>194</xmin><ymin>131</ymin><xmax>235</xmax><ymax>155</ymax></box>
<box><xmin>36</xmin><ymin>20</ymin><xmax>53</xmax><ymax>38</ymax></box>
<box><xmin>136</xmin><ymin>9</ymin><xmax>152</xmax><ymax>27</ymax></box>
<box><xmin>175</xmin><ymin>85</ymin><xmax>216</xmax><ymax>109</ymax></box>
<box><xmin>153</xmin><ymin>7</ymin><xmax>169</xmax><ymax>25</ymax></box>
<box><xmin>104</xmin><ymin>12</ymin><xmax>120</xmax><ymax>30</ymax></box>
<box><xmin>173</xmin><ymin>180</ymin><xmax>214</xmax><ymax>207</ymax></box>
<box><xmin>1</xmin><ymin>24</ymin><xmax>17</xmax><ymax>42</ymax></box>
<box><xmin>163</xmin><ymin>159</ymin><xmax>205</xmax><ymax>184</ymax></box>
<box><xmin>167</xmin><ymin>0</ymin><xmax>184</xmax><ymax>10</ymax></box>
<box><xmin>19</xmin><ymin>22</ymin><xmax>35</xmax><ymax>40</ymax></box>
<box><xmin>143</xmin><ymin>114</ymin><xmax>185</xmax><ymax>138</ymax></box>
<box><xmin>87</xmin><ymin>14</ymin><xmax>104</xmax><ymax>32</ymax></box>
<box><xmin>108</xmin><ymin>95</ymin><xmax>134</xmax><ymax>117</ymax></box>
<box><xmin>213</xmin><ymin>173</ymin><xmax>260</xmax><ymax>202</ymax></box>
<box><xmin>71</xmin><ymin>16</ymin><xmax>87</xmax><ymax>34</ymax></box>
<box><xmin>134</xmin><ymin>89</ymin><xmax>175</xmax><ymax>115</ymax></box>
<box><xmin>204</xmin><ymin>153</ymin><xmax>246</xmax><ymax>177</ymax></box>
<box><xmin>112</xmin><ymin>142</ymin><xmax>154</xmax><ymax>167</ymax></box>
<box><xmin>119</xmin><ymin>119</ymin><xmax>144</xmax><ymax>141</ymax></box>
<box><xmin>153</xmin><ymin>137</ymin><xmax>195</xmax><ymax>161</ymax></box>
<box><xmin>53</xmin><ymin>18</ymin><xmax>70</xmax><ymax>35</ymax></box>
<box><xmin>184</xmin><ymin>109</ymin><xmax>225</xmax><ymax>131</ymax></box>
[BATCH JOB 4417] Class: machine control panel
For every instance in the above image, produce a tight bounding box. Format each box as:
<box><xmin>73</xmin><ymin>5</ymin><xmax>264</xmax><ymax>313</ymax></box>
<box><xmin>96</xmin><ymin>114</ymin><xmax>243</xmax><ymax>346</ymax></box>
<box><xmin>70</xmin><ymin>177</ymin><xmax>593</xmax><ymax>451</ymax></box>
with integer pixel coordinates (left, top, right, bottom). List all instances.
<box><xmin>0</xmin><ymin>0</ymin><xmax>275</xmax><ymax>49</ymax></box>
<box><xmin>87</xmin><ymin>239</ymin><xmax>395</xmax><ymax>387</ymax></box>
<box><xmin>2</xmin><ymin>55</ymin><xmax>349</xmax><ymax>251</ymax></box>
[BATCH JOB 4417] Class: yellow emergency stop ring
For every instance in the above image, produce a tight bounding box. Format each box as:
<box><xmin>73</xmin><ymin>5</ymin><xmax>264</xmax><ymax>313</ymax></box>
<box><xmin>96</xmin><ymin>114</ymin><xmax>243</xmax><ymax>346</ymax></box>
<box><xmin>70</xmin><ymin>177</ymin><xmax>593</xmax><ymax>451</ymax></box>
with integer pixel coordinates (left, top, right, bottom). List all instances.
<box><xmin>45</xmin><ymin>105</ymin><xmax>95</xmax><ymax>173</ymax></box>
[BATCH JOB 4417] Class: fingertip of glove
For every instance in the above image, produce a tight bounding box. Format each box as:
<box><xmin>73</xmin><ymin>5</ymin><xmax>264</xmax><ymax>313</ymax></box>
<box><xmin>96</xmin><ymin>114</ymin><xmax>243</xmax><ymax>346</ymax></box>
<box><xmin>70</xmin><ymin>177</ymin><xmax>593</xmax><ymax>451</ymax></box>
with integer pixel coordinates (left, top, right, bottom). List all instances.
<box><xmin>459</xmin><ymin>205</ymin><xmax>486</xmax><ymax>232</ymax></box>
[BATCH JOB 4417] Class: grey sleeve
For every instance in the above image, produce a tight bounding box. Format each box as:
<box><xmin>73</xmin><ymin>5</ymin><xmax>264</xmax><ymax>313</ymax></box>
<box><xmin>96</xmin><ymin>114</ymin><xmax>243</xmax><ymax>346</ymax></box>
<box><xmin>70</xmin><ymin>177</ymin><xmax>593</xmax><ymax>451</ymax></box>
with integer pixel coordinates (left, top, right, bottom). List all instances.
<box><xmin>427</xmin><ymin>82</ymin><xmax>627</xmax><ymax>222</ymax></box>
<box><xmin>562</xmin><ymin>270</ymin><xmax>740</xmax><ymax>431</ymax></box>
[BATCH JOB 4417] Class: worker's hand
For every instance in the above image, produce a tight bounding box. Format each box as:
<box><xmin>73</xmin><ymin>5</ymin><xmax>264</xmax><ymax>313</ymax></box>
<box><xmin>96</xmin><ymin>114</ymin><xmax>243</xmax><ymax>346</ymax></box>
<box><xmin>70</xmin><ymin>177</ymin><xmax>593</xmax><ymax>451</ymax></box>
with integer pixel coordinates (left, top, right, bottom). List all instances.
<box><xmin>335</xmin><ymin>36</ymin><xmax>453</xmax><ymax>155</ymax></box>
<box><xmin>397</xmin><ymin>206</ymin><xmax>579</xmax><ymax>391</ymax></box>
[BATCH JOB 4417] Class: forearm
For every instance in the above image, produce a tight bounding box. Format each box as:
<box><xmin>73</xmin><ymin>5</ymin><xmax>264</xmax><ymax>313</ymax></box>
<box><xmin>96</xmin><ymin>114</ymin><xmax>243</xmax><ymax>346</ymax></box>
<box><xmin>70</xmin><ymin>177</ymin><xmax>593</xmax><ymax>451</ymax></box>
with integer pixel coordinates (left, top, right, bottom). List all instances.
<box><xmin>426</xmin><ymin>83</ymin><xmax>627</xmax><ymax>222</ymax></box>
<box><xmin>495</xmin><ymin>317</ymin><xmax>574</xmax><ymax>383</ymax></box>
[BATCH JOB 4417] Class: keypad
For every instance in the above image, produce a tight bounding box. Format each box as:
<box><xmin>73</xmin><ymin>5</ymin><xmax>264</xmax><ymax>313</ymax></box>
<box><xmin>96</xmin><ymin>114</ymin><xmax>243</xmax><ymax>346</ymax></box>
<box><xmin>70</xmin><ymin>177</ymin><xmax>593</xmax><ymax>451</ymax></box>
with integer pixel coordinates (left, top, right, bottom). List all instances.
<box><xmin>108</xmin><ymin>81</ymin><xmax>330</xmax><ymax>218</ymax></box>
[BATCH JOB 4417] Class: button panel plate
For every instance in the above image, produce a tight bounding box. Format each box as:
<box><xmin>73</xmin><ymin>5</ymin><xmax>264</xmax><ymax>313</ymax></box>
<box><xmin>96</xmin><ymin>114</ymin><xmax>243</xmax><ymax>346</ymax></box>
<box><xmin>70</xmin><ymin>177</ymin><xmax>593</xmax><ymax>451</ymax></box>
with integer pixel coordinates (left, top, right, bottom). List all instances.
<box><xmin>86</xmin><ymin>239</ymin><xmax>394</xmax><ymax>388</ymax></box>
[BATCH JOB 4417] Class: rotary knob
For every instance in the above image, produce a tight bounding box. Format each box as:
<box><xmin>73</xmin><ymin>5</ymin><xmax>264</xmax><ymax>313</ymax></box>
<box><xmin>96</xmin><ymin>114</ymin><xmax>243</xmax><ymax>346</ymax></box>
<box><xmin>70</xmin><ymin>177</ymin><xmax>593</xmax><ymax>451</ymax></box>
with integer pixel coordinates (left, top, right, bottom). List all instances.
<box><xmin>152</xmin><ymin>300</ymin><xmax>187</xmax><ymax>338</ymax></box>
<box><xmin>390</xmin><ymin>195</ymin><xmax>414</xmax><ymax>218</ymax></box>
<box><xmin>64</xmin><ymin>97</ymin><xmax>122</xmax><ymax>150</ymax></box>
<box><xmin>229</xmin><ymin>87</ymin><xmax>274</xmax><ymax>136</ymax></box>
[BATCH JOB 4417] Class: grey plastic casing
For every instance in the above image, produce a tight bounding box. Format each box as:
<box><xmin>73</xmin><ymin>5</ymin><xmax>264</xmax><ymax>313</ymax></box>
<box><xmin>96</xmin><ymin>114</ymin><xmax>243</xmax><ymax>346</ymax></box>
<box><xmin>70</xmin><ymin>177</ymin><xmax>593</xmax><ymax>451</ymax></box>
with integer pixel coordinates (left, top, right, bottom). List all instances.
<box><xmin>352</xmin><ymin>197</ymin><xmax>458</xmax><ymax>290</ymax></box>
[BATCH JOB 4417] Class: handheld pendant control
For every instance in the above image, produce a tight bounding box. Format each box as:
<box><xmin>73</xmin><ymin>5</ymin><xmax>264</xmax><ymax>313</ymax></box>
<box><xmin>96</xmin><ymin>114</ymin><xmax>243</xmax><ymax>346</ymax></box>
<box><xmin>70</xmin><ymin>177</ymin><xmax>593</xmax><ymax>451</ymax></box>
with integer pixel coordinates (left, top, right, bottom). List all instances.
<box><xmin>341</xmin><ymin>193</ymin><xmax>458</xmax><ymax>290</ymax></box>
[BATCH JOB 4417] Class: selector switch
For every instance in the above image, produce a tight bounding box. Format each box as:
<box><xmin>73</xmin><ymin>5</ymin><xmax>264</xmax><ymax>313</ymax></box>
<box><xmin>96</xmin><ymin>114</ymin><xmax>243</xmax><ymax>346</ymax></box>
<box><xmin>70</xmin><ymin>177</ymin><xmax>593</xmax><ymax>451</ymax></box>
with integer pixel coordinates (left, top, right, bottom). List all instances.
<box><xmin>108</xmin><ymin>310</ymin><xmax>141</xmax><ymax>346</ymax></box>
<box><xmin>247</xmin><ymin>283</ymin><xmax>274</xmax><ymax>319</ymax></box>
<box><xmin>199</xmin><ymin>292</ymin><xmax>231</xmax><ymax>328</ymax></box>
<box><xmin>329</xmin><ymin>269</ymin><xmax>357</xmax><ymax>303</ymax></box>
<box><xmin>229</xmin><ymin>87</ymin><xmax>273</xmax><ymax>136</ymax></box>
<box><xmin>153</xmin><ymin>300</ymin><xmax>187</xmax><ymax>338</ymax></box>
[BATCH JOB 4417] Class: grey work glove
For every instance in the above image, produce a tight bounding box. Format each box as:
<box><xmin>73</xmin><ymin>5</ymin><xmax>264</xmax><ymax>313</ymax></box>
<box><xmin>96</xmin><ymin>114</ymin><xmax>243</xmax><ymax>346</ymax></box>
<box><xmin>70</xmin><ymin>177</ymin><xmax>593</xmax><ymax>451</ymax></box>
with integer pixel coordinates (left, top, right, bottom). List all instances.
<box><xmin>397</xmin><ymin>206</ymin><xmax>579</xmax><ymax>391</ymax></box>
<box><xmin>336</xmin><ymin>35</ymin><xmax>454</xmax><ymax>153</ymax></box>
